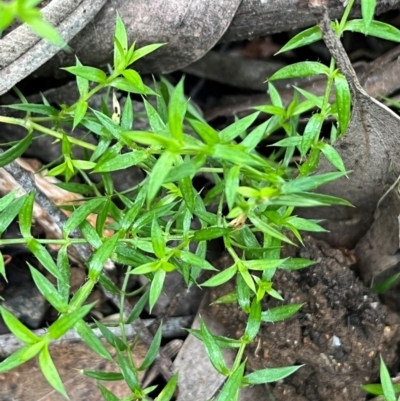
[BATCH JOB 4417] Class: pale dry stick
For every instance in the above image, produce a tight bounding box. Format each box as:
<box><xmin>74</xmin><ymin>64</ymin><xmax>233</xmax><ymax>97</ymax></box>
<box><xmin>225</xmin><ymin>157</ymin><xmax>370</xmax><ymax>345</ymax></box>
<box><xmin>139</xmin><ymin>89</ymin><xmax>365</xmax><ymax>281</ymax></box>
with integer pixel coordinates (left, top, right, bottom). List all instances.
<box><xmin>0</xmin><ymin>148</ymin><xmax>175</xmax><ymax>382</ymax></box>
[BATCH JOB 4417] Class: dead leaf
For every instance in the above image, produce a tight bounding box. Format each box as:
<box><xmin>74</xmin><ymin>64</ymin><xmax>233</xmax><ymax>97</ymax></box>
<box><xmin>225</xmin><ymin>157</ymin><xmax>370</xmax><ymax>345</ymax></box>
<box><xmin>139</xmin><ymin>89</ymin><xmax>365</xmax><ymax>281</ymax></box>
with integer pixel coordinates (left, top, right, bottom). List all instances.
<box><xmin>299</xmin><ymin>2</ymin><xmax>400</xmax><ymax>252</ymax></box>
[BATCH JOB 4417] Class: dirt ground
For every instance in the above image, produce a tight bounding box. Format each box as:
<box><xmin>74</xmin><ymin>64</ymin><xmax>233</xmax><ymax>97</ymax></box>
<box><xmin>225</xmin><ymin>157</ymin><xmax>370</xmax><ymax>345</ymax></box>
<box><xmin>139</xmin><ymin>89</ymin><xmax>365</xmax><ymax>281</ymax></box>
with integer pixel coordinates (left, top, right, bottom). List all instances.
<box><xmin>208</xmin><ymin>236</ymin><xmax>400</xmax><ymax>401</ymax></box>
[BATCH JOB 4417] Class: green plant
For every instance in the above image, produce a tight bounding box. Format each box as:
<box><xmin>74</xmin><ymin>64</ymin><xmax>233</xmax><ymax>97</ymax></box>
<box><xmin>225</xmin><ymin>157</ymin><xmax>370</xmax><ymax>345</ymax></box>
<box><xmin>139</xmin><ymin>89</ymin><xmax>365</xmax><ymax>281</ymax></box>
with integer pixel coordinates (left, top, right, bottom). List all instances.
<box><xmin>0</xmin><ymin>0</ymin><xmax>65</xmax><ymax>45</ymax></box>
<box><xmin>362</xmin><ymin>356</ymin><xmax>400</xmax><ymax>401</ymax></box>
<box><xmin>0</xmin><ymin>0</ymin><xmax>398</xmax><ymax>400</ymax></box>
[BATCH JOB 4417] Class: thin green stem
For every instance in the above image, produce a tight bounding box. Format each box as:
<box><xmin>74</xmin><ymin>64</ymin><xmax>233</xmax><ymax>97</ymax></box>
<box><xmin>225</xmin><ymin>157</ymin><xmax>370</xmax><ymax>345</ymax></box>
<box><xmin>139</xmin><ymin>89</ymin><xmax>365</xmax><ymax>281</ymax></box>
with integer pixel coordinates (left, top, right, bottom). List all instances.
<box><xmin>232</xmin><ymin>342</ymin><xmax>246</xmax><ymax>371</ymax></box>
<box><xmin>0</xmin><ymin>116</ymin><xmax>96</xmax><ymax>151</ymax></box>
<box><xmin>0</xmin><ymin>238</ymin><xmax>87</xmax><ymax>246</ymax></box>
<box><xmin>29</xmin><ymin>122</ymin><xmax>96</xmax><ymax>150</ymax></box>
<box><xmin>119</xmin><ymin>265</ymin><xmax>136</xmax><ymax>367</ymax></box>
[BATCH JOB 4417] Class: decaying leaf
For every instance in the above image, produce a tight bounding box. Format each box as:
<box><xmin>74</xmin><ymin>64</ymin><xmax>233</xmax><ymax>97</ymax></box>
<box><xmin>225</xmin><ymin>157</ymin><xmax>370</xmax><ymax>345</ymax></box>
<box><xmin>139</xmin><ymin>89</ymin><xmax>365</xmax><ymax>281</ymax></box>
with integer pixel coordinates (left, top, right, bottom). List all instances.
<box><xmin>299</xmin><ymin>0</ymin><xmax>400</xmax><ymax>289</ymax></box>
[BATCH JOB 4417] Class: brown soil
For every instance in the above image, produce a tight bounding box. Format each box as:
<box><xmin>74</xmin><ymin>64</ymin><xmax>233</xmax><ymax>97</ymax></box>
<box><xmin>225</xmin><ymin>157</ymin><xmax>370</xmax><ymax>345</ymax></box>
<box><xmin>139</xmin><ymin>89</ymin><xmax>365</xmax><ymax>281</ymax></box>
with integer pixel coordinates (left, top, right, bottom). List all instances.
<box><xmin>209</xmin><ymin>236</ymin><xmax>400</xmax><ymax>401</ymax></box>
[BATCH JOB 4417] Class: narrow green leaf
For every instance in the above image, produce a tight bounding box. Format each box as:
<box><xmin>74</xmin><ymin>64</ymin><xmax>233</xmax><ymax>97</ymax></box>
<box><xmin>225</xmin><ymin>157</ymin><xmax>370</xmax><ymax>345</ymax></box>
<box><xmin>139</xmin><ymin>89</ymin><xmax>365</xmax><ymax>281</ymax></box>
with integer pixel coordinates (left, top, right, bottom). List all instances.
<box><xmin>179</xmin><ymin>176</ymin><xmax>195</xmax><ymax>212</ymax></box>
<box><xmin>225</xmin><ymin>165</ymin><xmax>240</xmax><ymax>210</ymax></box>
<box><xmin>27</xmin><ymin>239</ymin><xmax>60</xmax><ymax>279</ymax></box>
<box><xmin>301</xmin><ymin>149</ymin><xmax>321</xmax><ymax>179</ymax></box>
<box><xmin>123</xmin><ymin>131</ymin><xmax>180</xmax><ymax>149</ymax></box>
<box><xmin>188</xmin><ymin>118</ymin><xmax>220</xmax><ymax>145</ymax></box>
<box><xmin>38</xmin><ymin>345</ymin><xmax>67</xmax><ymax>398</ymax></box>
<box><xmin>144</xmin><ymin>98</ymin><xmax>166</xmax><ymax>132</ymax></box>
<box><xmin>242</xmin><ymin>259</ymin><xmax>286</xmax><ymax>271</ymax></box>
<box><xmin>29</xmin><ymin>264</ymin><xmax>67</xmax><ymax>312</ymax></box>
<box><xmin>0</xmin><ymin>132</ymin><xmax>33</xmax><ymax>167</ymax></box>
<box><xmin>193</xmin><ymin>227</ymin><xmax>231</xmax><ymax>241</ymax></box>
<box><xmin>380</xmin><ymin>356</ymin><xmax>396</xmax><ymax>401</ymax></box>
<box><xmin>83</xmin><ymin>370</ymin><xmax>123</xmax><ymax>381</ymax></box>
<box><xmin>75</xmin><ymin>320</ymin><xmax>113</xmax><ymax>361</ymax></box>
<box><xmin>362</xmin><ymin>383</ymin><xmax>400</xmax><ymax>396</ymax></box>
<box><xmin>98</xmin><ymin>273</ymin><xmax>121</xmax><ymax>295</ymax></box>
<box><xmin>18</xmin><ymin>192</ymin><xmax>34</xmax><ymax>238</ymax></box>
<box><xmin>48</xmin><ymin>303</ymin><xmax>95</xmax><ymax>339</ymax></box>
<box><xmin>140</xmin><ymin>324</ymin><xmax>162</xmax><ymax>370</ymax></box>
<box><xmin>81</xmin><ymin>220</ymin><xmax>103</xmax><ymax>248</ymax></box>
<box><xmin>344</xmin><ymin>19</ymin><xmax>400</xmax><ymax>42</ymax></box>
<box><xmin>121</xmin><ymin>95</ymin><xmax>133</xmax><ymax>130</ymax></box>
<box><xmin>155</xmin><ymin>372</ymin><xmax>178</xmax><ymax>401</ymax></box>
<box><xmin>110</xmin><ymin>78</ymin><xmax>156</xmax><ymax>95</ymax></box>
<box><xmin>93</xmin><ymin>109</ymin><xmax>124</xmax><ymax>141</ymax></box>
<box><xmin>269</xmin><ymin>62</ymin><xmax>330</xmax><ymax>81</ymax></box>
<box><xmin>168</xmin><ymin>77</ymin><xmax>186</xmax><ymax>142</ymax></box>
<box><xmin>220</xmin><ymin>112</ymin><xmax>259</xmax><ymax>143</ymax></box>
<box><xmin>95</xmin><ymin>320</ymin><xmax>127</xmax><ymax>351</ymax></box>
<box><xmin>361</xmin><ymin>0</ymin><xmax>376</xmax><ymax>32</ymax></box>
<box><xmin>249</xmin><ymin>215</ymin><xmax>294</xmax><ymax>245</ymax></box>
<box><xmin>150</xmin><ymin>269</ymin><xmax>166</xmax><ymax>312</ymax></box>
<box><xmin>200</xmin><ymin>319</ymin><xmax>228</xmax><ymax>375</ymax></box>
<box><xmin>63</xmin><ymin>66</ymin><xmax>107</xmax><ymax>83</ymax></box>
<box><xmin>0</xmin><ymin>190</ymin><xmax>17</xmax><ymax>212</ymax></box>
<box><xmin>216</xmin><ymin>362</ymin><xmax>245</xmax><ymax>401</ymax></box>
<box><xmin>152</xmin><ymin>219</ymin><xmax>165</xmax><ymax>259</ymax></box>
<box><xmin>244</xmin><ymin>365</ymin><xmax>302</xmax><ymax>384</ymax></box>
<box><xmin>213</xmin><ymin>144</ymin><xmax>267</xmax><ymax>167</ymax></box>
<box><xmin>95</xmin><ymin>200</ymin><xmax>110</xmax><ymax>237</ymax></box>
<box><xmin>128</xmin><ymin>43</ymin><xmax>165</xmax><ymax>65</ymax></box>
<box><xmin>286</xmin><ymin>217</ymin><xmax>327</xmax><ymax>232</ymax></box>
<box><xmin>116</xmin><ymin>348</ymin><xmax>141</xmax><ymax>391</ymax></box>
<box><xmin>268</xmin><ymin>83</ymin><xmax>283</xmax><ymax>107</ymax></box>
<box><xmin>88</xmin><ymin>233</ymin><xmax>120</xmax><ymax>281</ymax></box>
<box><xmin>164</xmin><ymin>158</ymin><xmax>202</xmax><ymax>183</ymax></box>
<box><xmin>188</xmin><ymin>329</ymin><xmax>242</xmax><ymax>349</ymax></box>
<box><xmin>93</xmin><ymin>150</ymin><xmax>148</xmax><ymax>172</ymax></box>
<box><xmin>0</xmin><ymin>307</ymin><xmax>40</xmax><ymax>344</ymax></box>
<box><xmin>0</xmin><ymin>252</ymin><xmax>5</xmax><ymax>282</ymax></box>
<box><xmin>281</xmin><ymin>171</ymin><xmax>347</xmax><ymax>194</ymax></box>
<box><xmin>300</xmin><ymin>113</ymin><xmax>324</xmax><ymax>156</ymax></box>
<box><xmin>277</xmin><ymin>25</ymin><xmax>322</xmax><ymax>54</ymax></box>
<box><xmin>148</xmin><ymin>151</ymin><xmax>175</xmax><ymax>205</ymax></box>
<box><xmin>319</xmin><ymin>143</ymin><xmax>346</xmax><ymax>172</ymax></box>
<box><xmin>114</xmin><ymin>14</ymin><xmax>128</xmax><ymax>63</ymax></box>
<box><xmin>241</xmin><ymin>119</ymin><xmax>271</xmax><ymax>152</ymax></box>
<box><xmin>201</xmin><ymin>265</ymin><xmax>237</xmax><ymax>287</ymax></box>
<box><xmin>5</xmin><ymin>103</ymin><xmax>59</xmax><ymax>115</ymax></box>
<box><xmin>374</xmin><ymin>273</ymin><xmax>400</xmax><ymax>294</ymax></box>
<box><xmin>75</xmin><ymin>58</ymin><xmax>89</xmax><ymax>96</ymax></box>
<box><xmin>244</xmin><ymin>298</ymin><xmax>261</xmax><ymax>341</ymax></box>
<box><xmin>55</xmin><ymin>182</ymin><xmax>93</xmax><ymax>195</ymax></box>
<box><xmin>261</xmin><ymin>304</ymin><xmax>304</xmax><ymax>322</ymax></box>
<box><xmin>73</xmin><ymin>100</ymin><xmax>88</xmax><ymax>129</ymax></box>
<box><xmin>63</xmin><ymin>198</ymin><xmax>105</xmax><ymax>236</ymax></box>
<box><xmin>237</xmin><ymin>273</ymin><xmax>251</xmax><ymax>312</ymax></box>
<box><xmin>239</xmin><ymin>268</ymin><xmax>256</xmax><ymax>293</ymax></box>
<box><xmin>178</xmin><ymin>250</ymin><xmax>217</xmax><ymax>270</ymax></box>
<box><xmin>280</xmin><ymin>258</ymin><xmax>315</xmax><ymax>270</ymax></box>
<box><xmin>126</xmin><ymin>290</ymin><xmax>149</xmax><ymax>324</ymax></box>
<box><xmin>98</xmin><ymin>383</ymin><xmax>120</xmax><ymax>401</ymax></box>
<box><xmin>278</xmin><ymin>192</ymin><xmax>352</xmax><ymax>207</ymax></box>
<box><xmin>0</xmin><ymin>342</ymin><xmax>44</xmax><ymax>373</ymax></box>
<box><xmin>254</xmin><ymin>105</ymin><xmax>285</xmax><ymax>116</ymax></box>
<box><xmin>122</xmin><ymin>70</ymin><xmax>145</xmax><ymax>92</ymax></box>
<box><xmin>334</xmin><ymin>74</ymin><xmax>351</xmax><ymax>135</ymax></box>
<box><xmin>212</xmin><ymin>291</ymin><xmax>238</xmax><ymax>305</ymax></box>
